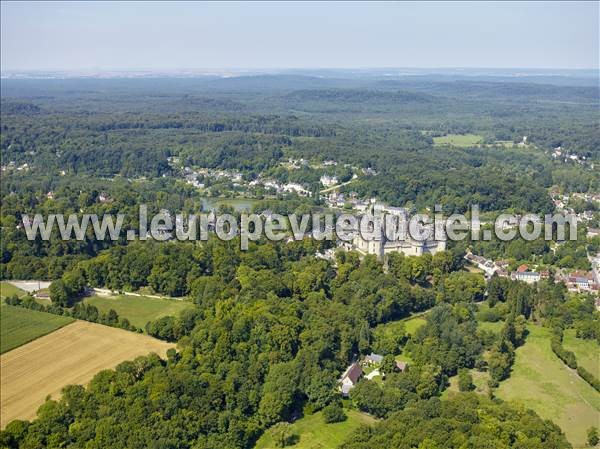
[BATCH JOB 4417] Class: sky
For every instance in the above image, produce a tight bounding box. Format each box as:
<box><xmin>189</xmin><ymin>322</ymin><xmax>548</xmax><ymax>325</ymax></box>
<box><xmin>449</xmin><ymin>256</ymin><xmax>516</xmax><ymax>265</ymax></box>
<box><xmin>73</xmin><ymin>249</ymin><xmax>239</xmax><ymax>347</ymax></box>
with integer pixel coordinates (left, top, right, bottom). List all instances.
<box><xmin>1</xmin><ymin>1</ymin><xmax>598</xmax><ymax>71</ymax></box>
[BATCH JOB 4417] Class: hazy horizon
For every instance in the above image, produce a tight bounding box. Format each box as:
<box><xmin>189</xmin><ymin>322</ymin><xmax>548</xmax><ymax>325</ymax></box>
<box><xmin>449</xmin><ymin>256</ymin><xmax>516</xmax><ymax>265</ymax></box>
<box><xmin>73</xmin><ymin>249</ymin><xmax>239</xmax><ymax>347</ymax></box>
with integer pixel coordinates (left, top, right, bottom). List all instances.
<box><xmin>2</xmin><ymin>1</ymin><xmax>598</xmax><ymax>72</ymax></box>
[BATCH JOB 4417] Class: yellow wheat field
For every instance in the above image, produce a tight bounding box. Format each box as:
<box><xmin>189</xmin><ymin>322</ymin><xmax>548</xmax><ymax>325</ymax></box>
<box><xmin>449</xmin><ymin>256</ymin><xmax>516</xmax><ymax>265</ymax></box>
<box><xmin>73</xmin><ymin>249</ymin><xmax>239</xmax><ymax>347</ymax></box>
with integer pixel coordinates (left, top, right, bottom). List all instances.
<box><xmin>1</xmin><ymin>320</ymin><xmax>175</xmax><ymax>428</ymax></box>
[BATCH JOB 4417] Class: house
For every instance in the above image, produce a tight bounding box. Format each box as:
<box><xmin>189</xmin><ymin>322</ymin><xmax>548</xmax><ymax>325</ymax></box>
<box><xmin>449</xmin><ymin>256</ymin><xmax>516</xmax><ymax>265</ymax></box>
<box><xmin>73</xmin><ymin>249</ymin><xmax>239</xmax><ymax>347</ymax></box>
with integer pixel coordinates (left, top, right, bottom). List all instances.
<box><xmin>352</xmin><ymin>201</ymin><xmax>369</xmax><ymax>213</ymax></box>
<box><xmin>339</xmin><ymin>362</ymin><xmax>362</xmax><ymax>396</ymax></box>
<box><xmin>565</xmin><ymin>271</ymin><xmax>597</xmax><ymax>292</ymax></box>
<box><xmin>516</xmin><ymin>264</ymin><xmax>529</xmax><ymax>273</ymax></box>
<box><xmin>364</xmin><ymin>353</ymin><xmax>384</xmax><ymax>365</ymax></box>
<box><xmin>320</xmin><ymin>175</ymin><xmax>338</xmax><ymax>187</ymax></box>
<box><xmin>283</xmin><ymin>183</ymin><xmax>310</xmax><ymax>197</ymax></box>
<box><xmin>572</xmin><ymin>276</ymin><xmax>590</xmax><ymax>290</ymax></box>
<box><xmin>464</xmin><ymin>251</ymin><xmax>498</xmax><ymax>277</ymax></box>
<box><xmin>511</xmin><ymin>271</ymin><xmax>541</xmax><ymax>284</ymax></box>
<box><xmin>587</xmin><ymin>228</ymin><xmax>600</xmax><ymax>238</ymax></box>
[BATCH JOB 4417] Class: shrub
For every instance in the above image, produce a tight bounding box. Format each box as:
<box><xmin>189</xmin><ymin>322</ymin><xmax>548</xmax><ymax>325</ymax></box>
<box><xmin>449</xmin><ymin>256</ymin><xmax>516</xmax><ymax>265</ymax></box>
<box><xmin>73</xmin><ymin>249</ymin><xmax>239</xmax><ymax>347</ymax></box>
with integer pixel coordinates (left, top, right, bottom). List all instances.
<box><xmin>578</xmin><ymin>366</ymin><xmax>600</xmax><ymax>392</ymax></box>
<box><xmin>458</xmin><ymin>369</ymin><xmax>474</xmax><ymax>392</ymax></box>
<box><xmin>588</xmin><ymin>426</ymin><xmax>599</xmax><ymax>447</ymax></box>
<box><xmin>323</xmin><ymin>402</ymin><xmax>347</xmax><ymax>423</ymax></box>
<box><xmin>269</xmin><ymin>422</ymin><xmax>297</xmax><ymax>448</ymax></box>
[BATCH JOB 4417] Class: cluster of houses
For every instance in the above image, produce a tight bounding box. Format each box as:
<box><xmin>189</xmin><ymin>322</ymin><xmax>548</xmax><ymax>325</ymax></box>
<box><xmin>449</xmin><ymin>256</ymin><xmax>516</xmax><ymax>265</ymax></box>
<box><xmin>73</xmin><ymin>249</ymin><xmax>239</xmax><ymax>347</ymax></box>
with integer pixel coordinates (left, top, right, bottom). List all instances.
<box><xmin>324</xmin><ymin>191</ymin><xmax>351</xmax><ymax>209</ymax></box>
<box><xmin>556</xmin><ymin>270</ymin><xmax>599</xmax><ymax>293</ymax></box>
<box><xmin>282</xmin><ymin>158</ymin><xmax>340</xmax><ymax>170</ymax></box>
<box><xmin>465</xmin><ymin>251</ymin><xmax>600</xmax><ymax>294</ymax></box>
<box><xmin>338</xmin><ymin>353</ymin><xmax>408</xmax><ymax>396</ymax></box>
<box><xmin>509</xmin><ymin>266</ymin><xmax>599</xmax><ymax>294</ymax></box>
<box><xmin>1</xmin><ymin>161</ymin><xmax>30</xmax><ymax>172</ymax></box>
<box><xmin>323</xmin><ymin>192</ymin><xmax>392</xmax><ymax>214</ymax></box>
<box><xmin>280</xmin><ymin>158</ymin><xmax>310</xmax><ymax>170</ymax></box>
<box><xmin>182</xmin><ymin>166</ymin><xmax>243</xmax><ymax>189</ymax></box>
<box><xmin>44</xmin><ymin>191</ymin><xmax>111</xmax><ymax>203</ymax></box>
<box><xmin>464</xmin><ymin>252</ymin><xmax>509</xmax><ymax>278</ymax></box>
<box><xmin>249</xmin><ymin>177</ymin><xmax>311</xmax><ymax>197</ymax></box>
<box><xmin>551</xmin><ymin>191</ymin><xmax>600</xmax><ymax>224</ymax></box>
<box><xmin>175</xmin><ymin>156</ymin><xmax>368</xmax><ymax>200</ymax></box>
<box><xmin>551</xmin><ymin>146</ymin><xmax>592</xmax><ymax>168</ymax></box>
<box><xmin>180</xmin><ymin>163</ymin><xmax>315</xmax><ymax>197</ymax></box>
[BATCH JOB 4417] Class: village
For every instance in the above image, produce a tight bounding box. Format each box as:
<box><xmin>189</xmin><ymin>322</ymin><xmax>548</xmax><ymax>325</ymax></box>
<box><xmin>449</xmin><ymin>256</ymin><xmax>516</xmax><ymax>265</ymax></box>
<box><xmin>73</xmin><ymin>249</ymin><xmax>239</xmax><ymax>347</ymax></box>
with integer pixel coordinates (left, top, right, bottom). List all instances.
<box><xmin>464</xmin><ymin>250</ymin><xmax>600</xmax><ymax>296</ymax></box>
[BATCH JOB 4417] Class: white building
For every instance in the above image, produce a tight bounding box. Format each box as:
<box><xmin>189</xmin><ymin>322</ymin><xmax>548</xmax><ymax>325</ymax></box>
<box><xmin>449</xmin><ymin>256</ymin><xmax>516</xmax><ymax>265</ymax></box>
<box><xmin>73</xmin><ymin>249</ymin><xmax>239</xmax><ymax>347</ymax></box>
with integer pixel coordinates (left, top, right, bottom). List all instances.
<box><xmin>283</xmin><ymin>183</ymin><xmax>310</xmax><ymax>196</ymax></box>
<box><xmin>464</xmin><ymin>252</ymin><xmax>498</xmax><ymax>277</ymax></box>
<box><xmin>511</xmin><ymin>271</ymin><xmax>541</xmax><ymax>284</ymax></box>
<box><xmin>339</xmin><ymin>362</ymin><xmax>362</xmax><ymax>396</ymax></box>
<box><xmin>320</xmin><ymin>175</ymin><xmax>338</xmax><ymax>187</ymax></box>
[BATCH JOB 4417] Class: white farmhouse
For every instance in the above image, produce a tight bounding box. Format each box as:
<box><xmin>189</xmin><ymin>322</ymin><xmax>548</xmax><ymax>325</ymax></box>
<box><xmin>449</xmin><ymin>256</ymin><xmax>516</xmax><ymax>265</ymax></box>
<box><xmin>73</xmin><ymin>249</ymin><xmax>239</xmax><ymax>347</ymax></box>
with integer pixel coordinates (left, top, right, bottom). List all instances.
<box><xmin>339</xmin><ymin>362</ymin><xmax>362</xmax><ymax>397</ymax></box>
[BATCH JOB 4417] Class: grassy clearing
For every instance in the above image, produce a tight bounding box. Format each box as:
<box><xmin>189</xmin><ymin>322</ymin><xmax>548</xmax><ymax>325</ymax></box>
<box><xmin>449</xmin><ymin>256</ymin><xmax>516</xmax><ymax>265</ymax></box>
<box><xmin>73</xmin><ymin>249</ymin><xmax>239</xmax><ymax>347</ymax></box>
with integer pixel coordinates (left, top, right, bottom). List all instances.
<box><xmin>254</xmin><ymin>409</ymin><xmax>376</xmax><ymax>449</ymax></box>
<box><xmin>404</xmin><ymin>317</ymin><xmax>426</xmax><ymax>335</ymax></box>
<box><xmin>444</xmin><ymin>369</ymin><xmax>491</xmax><ymax>398</ymax></box>
<box><xmin>496</xmin><ymin>325</ymin><xmax>600</xmax><ymax>448</ymax></box>
<box><xmin>563</xmin><ymin>329</ymin><xmax>599</xmax><ymax>378</ymax></box>
<box><xmin>0</xmin><ymin>303</ymin><xmax>74</xmax><ymax>353</ymax></box>
<box><xmin>83</xmin><ymin>294</ymin><xmax>193</xmax><ymax>329</ymax></box>
<box><xmin>373</xmin><ymin>319</ymin><xmax>405</xmax><ymax>342</ymax></box>
<box><xmin>0</xmin><ymin>282</ymin><xmax>26</xmax><ymax>299</ymax></box>
<box><xmin>477</xmin><ymin>320</ymin><xmax>504</xmax><ymax>334</ymax></box>
<box><xmin>372</xmin><ymin>314</ymin><xmax>427</xmax><ymax>341</ymax></box>
<box><xmin>373</xmin><ymin>315</ymin><xmax>426</xmax><ymax>349</ymax></box>
<box><xmin>433</xmin><ymin>134</ymin><xmax>483</xmax><ymax>147</ymax></box>
<box><xmin>491</xmin><ymin>140</ymin><xmax>517</xmax><ymax>148</ymax></box>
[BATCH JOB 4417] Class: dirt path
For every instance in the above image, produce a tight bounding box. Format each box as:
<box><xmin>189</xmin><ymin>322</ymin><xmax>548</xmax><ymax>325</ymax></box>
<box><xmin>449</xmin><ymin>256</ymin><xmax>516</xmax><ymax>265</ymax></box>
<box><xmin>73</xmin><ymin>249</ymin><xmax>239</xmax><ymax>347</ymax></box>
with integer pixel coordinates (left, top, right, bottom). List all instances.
<box><xmin>6</xmin><ymin>280</ymin><xmax>51</xmax><ymax>293</ymax></box>
<box><xmin>92</xmin><ymin>288</ymin><xmax>184</xmax><ymax>301</ymax></box>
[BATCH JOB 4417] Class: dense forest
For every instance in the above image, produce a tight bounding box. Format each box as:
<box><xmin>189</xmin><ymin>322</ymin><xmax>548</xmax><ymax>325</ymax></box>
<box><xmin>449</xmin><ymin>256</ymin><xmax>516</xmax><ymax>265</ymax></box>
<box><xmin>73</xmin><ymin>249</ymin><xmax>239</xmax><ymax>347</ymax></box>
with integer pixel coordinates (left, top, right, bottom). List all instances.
<box><xmin>2</xmin><ymin>76</ymin><xmax>599</xmax><ymax>212</ymax></box>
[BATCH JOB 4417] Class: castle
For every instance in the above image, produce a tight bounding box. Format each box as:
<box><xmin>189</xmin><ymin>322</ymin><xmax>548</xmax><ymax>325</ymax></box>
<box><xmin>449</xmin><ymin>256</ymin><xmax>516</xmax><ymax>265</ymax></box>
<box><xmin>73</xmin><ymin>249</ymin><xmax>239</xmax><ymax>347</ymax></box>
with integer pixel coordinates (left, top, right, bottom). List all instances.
<box><xmin>351</xmin><ymin>203</ymin><xmax>446</xmax><ymax>259</ymax></box>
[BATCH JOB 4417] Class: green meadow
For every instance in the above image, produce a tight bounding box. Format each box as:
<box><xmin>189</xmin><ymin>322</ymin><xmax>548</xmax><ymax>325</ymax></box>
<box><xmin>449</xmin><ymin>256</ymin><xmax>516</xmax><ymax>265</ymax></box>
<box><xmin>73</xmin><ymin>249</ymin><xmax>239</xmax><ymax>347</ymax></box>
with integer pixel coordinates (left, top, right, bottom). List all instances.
<box><xmin>0</xmin><ymin>303</ymin><xmax>74</xmax><ymax>353</ymax></box>
<box><xmin>443</xmin><ymin>369</ymin><xmax>491</xmax><ymax>398</ymax></box>
<box><xmin>84</xmin><ymin>294</ymin><xmax>194</xmax><ymax>329</ymax></box>
<box><xmin>563</xmin><ymin>329</ymin><xmax>599</xmax><ymax>378</ymax></box>
<box><xmin>254</xmin><ymin>409</ymin><xmax>375</xmax><ymax>449</ymax></box>
<box><xmin>433</xmin><ymin>134</ymin><xmax>483</xmax><ymax>147</ymax></box>
<box><xmin>496</xmin><ymin>325</ymin><xmax>600</xmax><ymax>448</ymax></box>
<box><xmin>0</xmin><ymin>282</ymin><xmax>26</xmax><ymax>299</ymax></box>
<box><xmin>477</xmin><ymin>320</ymin><xmax>504</xmax><ymax>334</ymax></box>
